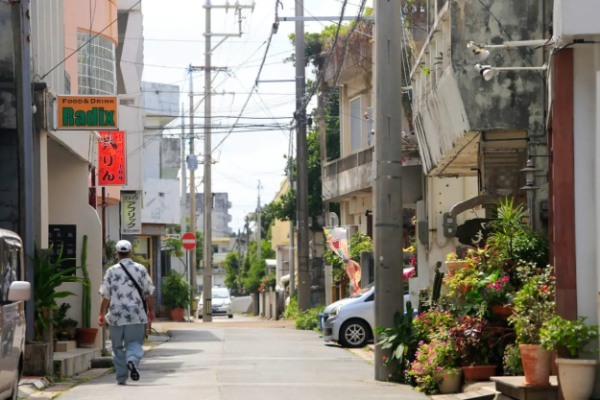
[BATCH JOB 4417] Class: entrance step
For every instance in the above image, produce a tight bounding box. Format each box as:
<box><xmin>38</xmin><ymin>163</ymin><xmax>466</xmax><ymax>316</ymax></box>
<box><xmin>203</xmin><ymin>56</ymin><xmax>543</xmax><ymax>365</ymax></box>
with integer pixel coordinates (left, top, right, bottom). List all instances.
<box><xmin>490</xmin><ymin>376</ymin><xmax>558</xmax><ymax>400</ymax></box>
<box><xmin>53</xmin><ymin>347</ymin><xmax>101</xmax><ymax>378</ymax></box>
<box><xmin>54</xmin><ymin>340</ymin><xmax>77</xmax><ymax>352</ymax></box>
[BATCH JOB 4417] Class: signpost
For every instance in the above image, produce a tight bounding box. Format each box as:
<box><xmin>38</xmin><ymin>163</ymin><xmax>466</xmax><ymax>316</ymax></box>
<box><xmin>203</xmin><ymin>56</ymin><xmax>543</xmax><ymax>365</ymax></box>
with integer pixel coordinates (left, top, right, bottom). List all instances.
<box><xmin>181</xmin><ymin>232</ymin><xmax>196</xmax><ymax>321</ymax></box>
<box><xmin>182</xmin><ymin>232</ymin><xmax>196</xmax><ymax>251</ymax></box>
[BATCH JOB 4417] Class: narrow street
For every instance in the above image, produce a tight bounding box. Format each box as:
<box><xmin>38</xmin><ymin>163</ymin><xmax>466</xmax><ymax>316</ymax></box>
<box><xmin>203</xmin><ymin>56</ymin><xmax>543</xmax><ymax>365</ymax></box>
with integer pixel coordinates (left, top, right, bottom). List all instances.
<box><xmin>51</xmin><ymin>317</ymin><xmax>428</xmax><ymax>400</ymax></box>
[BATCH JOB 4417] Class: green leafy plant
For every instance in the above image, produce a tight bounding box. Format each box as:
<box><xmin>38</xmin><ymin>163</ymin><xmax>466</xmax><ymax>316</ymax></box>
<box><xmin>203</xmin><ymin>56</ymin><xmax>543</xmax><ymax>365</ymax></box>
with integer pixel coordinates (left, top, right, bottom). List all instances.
<box><xmin>32</xmin><ymin>245</ymin><xmax>83</xmax><ymax>342</ymax></box>
<box><xmin>161</xmin><ymin>270</ymin><xmax>192</xmax><ymax>309</ymax></box>
<box><xmin>502</xmin><ymin>344</ymin><xmax>524</xmax><ymax>375</ymax></box>
<box><xmin>284</xmin><ymin>293</ymin><xmax>298</xmax><ymax>320</ymax></box>
<box><xmin>375</xmin><ymin>302</ymin><xmax>418</xmax><ymax>382</ymax></box>
<box><xmin>80</xmin><ymin>235</ymin><xmax>93</xmax><ymax>328</ymax></box>
<box><xmin>540</xmin><ymin>316</ymin><xmax>600</xmax><ymax>358</ymax></box>
<box><xmin>508</xmin><ymin>264</ymin><xmax>556</xmax><ymax>344</ymax></box>
<box><xmin>296</xmin><ymin>305</ymin><xmax>324</xmax><ymax>331</ymax></box>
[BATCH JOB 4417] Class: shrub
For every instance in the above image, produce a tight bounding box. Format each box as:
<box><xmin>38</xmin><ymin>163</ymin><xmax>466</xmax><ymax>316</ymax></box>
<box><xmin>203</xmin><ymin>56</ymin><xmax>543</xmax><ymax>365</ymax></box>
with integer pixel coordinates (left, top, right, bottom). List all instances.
<box><xmin>284</xmin><ymin>294</ymin><xmax>298</xmax><ymax>320</ymax></box>
<box><xmin>296</xmin><ymin>305</ymin><xmax>325</xmax><ymax>331</ymax></box>
<box><xmin>503</xmin><ymin>344</ymin><xmax>523</xmax><ymax>375</ymax></box>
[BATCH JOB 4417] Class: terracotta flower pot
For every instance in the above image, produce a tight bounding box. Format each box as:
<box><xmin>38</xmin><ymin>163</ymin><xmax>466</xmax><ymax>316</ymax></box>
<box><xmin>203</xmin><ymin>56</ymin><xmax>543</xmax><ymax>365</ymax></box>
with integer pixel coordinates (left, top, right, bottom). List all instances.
<box><xmin>445</xmin><ymin>260</ymin><xmax>469</xmax><ymax>276</ymax></box>
<box><xmin>490</xmin><ymin>304</ymin><xmax>514</xmax><ymax>318</ymax></box>
<box><xmin>519</xmin><ymin>344</ymin><xmax>551</xmax><ymax>386</ymax></box>
<box><xmin>438</xmin><ymin>369</ymin><xmax>462</xmax><ymax>393</ymax></box>
<box><xmin>462</xmin><ymin>365</ymin><xmax>497</xmax><ymax>381</ymax></box>
<box><xmin>76</xmin><ymin>327</ymin><xmax>98</xmax><ymax>348</ymax></box>
<box><xmin>170</xmin><ymin>307</ymin><xmax>185</xmax><ymax>321</ymax></box>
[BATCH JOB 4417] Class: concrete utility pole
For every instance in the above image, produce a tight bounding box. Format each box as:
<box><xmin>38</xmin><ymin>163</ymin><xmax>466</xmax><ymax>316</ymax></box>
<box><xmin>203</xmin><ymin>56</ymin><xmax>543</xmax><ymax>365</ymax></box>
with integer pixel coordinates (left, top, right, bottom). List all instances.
<box><xmin>188</xmin><ymin>67</ymin><xmax>198</xmax><ymax>299</ymax></box>
<box><xmin>374</xmin><ymin>0</ymin><xmax>405</xmax><ymax>381</ymax></box>
<box><xmin>288</xmin><ymin>155</ymin><xmax>296</xmax><ymax>296</ymax></box>
<box><xmin>12</xmin><ymin>0</ymin><xmax>35</xmax><ymax>340</ymax></box>
<box><xmin>203</xmin><ymin>0</ymin><xmax>213</xmax><ymax>323</ymax></box>
<box><xmin>202</xmin><ymin>0</ymin><xmax>254</xmax><ymax>322</ymax></box>
<box><xmin>295</xmin><ymin>0</ymin><xmax>311</xmax><ymax>311</ymax></box>
<box><xmin>257</xmin><ymin>180</ymin><xmax>262</xmax><ymax>262</ymax></box>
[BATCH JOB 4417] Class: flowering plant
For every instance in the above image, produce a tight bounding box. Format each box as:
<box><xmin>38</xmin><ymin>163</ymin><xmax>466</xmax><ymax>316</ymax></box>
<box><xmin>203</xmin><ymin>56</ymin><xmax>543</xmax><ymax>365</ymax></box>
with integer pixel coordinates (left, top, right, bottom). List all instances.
<box><xmin>480</xmin><ymin>270</ymin><xmax>514</xmax><ymax>306</ymax></box>
<box><xmin>408</xmin><ymin>333</ymin><xmax>460</xmax><ymax>394</ymax></box>
<box><xmin>508</xmin><ymin>264</ymin><xmax>556</xmax><ymax>344</ymax></box>
<box><xmin>412</xmin><ymin>310</ymin><xmax>455</xmax><ymax>342</ymax></box>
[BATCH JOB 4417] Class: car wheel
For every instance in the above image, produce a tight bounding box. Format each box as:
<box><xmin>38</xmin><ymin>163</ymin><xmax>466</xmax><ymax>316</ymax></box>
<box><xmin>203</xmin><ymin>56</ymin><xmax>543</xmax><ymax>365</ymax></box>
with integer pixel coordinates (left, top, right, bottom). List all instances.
<box><xmin>339</xmin><ymin>319</ymin><xmax>370</xmax><ymax>348</ymax></box>
<box><xmin>228</xmin><ymin>314</ymin><xmax>233</xmax><ymax>319</ymax></box>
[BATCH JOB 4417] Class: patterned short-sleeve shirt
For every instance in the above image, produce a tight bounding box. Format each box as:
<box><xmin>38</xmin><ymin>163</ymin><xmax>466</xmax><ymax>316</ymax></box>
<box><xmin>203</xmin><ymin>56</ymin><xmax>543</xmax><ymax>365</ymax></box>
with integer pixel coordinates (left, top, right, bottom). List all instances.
<box><xmin>99</xmin><ymin>258</ymin><xmax>155</xmax><ymax>326</ymax></box>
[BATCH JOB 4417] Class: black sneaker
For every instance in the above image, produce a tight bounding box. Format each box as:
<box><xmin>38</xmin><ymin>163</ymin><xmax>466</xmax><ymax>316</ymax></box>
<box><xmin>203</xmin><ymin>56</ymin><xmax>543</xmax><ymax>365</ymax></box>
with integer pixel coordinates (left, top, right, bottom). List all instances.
<box><xmin>127</xmin><ymin>361</ymin><xmax>140</xmax><ymax>381</ymax></box>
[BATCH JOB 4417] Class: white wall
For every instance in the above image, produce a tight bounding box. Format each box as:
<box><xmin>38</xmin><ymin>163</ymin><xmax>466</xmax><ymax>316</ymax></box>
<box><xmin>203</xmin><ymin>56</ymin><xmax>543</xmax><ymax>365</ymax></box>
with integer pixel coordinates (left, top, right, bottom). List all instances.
<box><xmin>47</xmin><ymin>140</ymin><xmax>103</xmax><ymax>348</ymax></box>
<box><xmin>410</xmin><ymin>176</ymin><xmax>480</xmax><ymax>303</ymax></box>
<box><xmin>141</xmin><ymin>178</ymin><xmax>180</xmax><ymax>225</ymax></box>
<box><xmin>573</xmin><ymin>46</ymin><xmax>600</xmax><ymax>328</ymax></box>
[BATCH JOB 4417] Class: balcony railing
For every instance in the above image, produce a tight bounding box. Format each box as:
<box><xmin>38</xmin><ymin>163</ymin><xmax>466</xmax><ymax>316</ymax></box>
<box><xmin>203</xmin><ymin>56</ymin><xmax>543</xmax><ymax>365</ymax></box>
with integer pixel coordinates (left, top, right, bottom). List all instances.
<box><xmin>322</xmin><ymin>147</ymin><xmax>374</xmax><ymax>201</ymax></box>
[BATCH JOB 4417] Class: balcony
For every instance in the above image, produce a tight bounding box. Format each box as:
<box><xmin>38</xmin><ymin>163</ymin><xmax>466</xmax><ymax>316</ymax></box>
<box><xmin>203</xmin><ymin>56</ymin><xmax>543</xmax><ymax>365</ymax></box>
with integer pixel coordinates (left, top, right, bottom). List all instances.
<box><xmin>322</xmin><ymin>147</ymin><xmax>373</xmax><ymax>202</ymax></box>
<box><xmin>410</xmin><ymin>0</ymin><xmax>548</xmax><ymax>177</ymax></box>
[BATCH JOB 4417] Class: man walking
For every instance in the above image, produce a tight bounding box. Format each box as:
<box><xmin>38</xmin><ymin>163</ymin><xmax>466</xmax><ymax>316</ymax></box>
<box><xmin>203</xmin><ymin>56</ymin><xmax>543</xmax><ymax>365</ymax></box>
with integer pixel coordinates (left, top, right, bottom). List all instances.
<box><xmin>98</xmin><ymin>240</ymin><xmax>155</xmax><ymax>385</ymax></box>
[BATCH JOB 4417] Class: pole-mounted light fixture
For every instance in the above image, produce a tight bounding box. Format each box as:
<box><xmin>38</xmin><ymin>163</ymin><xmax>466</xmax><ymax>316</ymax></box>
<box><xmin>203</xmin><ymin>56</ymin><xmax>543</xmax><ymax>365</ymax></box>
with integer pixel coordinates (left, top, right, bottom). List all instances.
<box><xmin>474</xmin><ymin>63</ymin><xmax>548</xmax><ymax>81</ymax></box>
<box><xmin>467</xmin><ymin>39</ymin><xmax>553</xmax><ymax>62</ymax></box>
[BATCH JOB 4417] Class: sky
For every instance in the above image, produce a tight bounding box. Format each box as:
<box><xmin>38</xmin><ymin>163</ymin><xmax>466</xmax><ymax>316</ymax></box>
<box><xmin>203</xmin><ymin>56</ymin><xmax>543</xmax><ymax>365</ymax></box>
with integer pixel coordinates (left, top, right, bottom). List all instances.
<box><xmin>141</xmin><ymin>0</ymin><xmax>372</xmax><ymax>233</ymax></box>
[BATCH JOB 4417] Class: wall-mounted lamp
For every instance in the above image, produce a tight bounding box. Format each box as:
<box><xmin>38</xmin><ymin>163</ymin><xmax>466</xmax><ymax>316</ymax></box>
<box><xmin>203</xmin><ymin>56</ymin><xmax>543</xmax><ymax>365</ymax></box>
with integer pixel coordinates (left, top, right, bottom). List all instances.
<box><xmin>467</xmin><ymin>41</ymin><xmax>490</xmax><ymax>61</ymax></box>
<box><xmin>520</xmin><ymin>159</ymin><xmax>540</xmax><ymax>191</ymax></box>
<box><xmin>474</xmin><ymin>63</ymin><xmax>548</xmax><ymax>81</ymax></box>
<box><xmin>468</xmin><ymin>39</ymin><xmax>553</xmax><ymax>62</ymax></box>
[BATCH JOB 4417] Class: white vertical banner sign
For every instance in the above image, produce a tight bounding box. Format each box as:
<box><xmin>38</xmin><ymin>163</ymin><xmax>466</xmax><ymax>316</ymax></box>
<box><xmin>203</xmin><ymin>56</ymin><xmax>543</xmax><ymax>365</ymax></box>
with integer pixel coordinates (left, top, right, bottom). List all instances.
<box><xmin>121</xmin><ymin>191</ymin><xmax>142</xmax><ymax>235</ymax></box>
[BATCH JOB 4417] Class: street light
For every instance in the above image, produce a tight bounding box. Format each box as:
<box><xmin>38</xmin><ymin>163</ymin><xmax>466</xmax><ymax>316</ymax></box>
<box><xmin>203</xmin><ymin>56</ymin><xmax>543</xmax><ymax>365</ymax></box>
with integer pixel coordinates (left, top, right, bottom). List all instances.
<box><xmin>474</xmin><ymin>63</ymin><xmax>548</xmax><ymax>81</ymax></box>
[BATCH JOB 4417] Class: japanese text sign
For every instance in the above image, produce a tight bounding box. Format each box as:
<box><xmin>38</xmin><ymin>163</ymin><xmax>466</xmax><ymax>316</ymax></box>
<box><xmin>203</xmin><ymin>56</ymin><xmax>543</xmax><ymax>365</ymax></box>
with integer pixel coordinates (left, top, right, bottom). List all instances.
<box><xmin>98</xmin><ymin>131</ymin><xmax>126</xmax><ymax>185</ymax></box>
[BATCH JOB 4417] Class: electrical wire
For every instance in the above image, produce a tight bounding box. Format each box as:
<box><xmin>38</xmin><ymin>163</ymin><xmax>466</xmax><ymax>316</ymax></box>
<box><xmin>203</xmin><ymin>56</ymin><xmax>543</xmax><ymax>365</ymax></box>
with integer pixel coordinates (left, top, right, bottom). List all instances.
<box><xmin>40</xmin><ymin>0</ymin><xmax>142</xmax><ymax>80</ymax></box>
<box><xmin>212</xmin><ymin>0</ymin><xmax>285</xmax><ymax>154</ymax></box>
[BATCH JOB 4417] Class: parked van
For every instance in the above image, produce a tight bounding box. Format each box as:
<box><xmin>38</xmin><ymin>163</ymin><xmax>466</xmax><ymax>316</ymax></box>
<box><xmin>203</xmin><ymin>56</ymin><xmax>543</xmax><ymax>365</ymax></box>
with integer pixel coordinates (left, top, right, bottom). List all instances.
<box><xmin>0</xmin><ymin>229</ymin><xmax>31</xmax><ymax>400</ymax></box>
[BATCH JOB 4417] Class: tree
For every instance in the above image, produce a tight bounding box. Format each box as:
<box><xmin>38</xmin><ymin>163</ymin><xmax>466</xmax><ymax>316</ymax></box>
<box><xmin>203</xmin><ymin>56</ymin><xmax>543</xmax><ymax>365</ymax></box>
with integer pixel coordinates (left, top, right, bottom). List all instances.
<box><xmin>224</xmin><ymin>251</ymin><xmax>241</xmax><ymax>294</ymax></box>
<box><xmin>241</xmin><ymin>239</ymin><xmax>275</xmax><ymax>294</ymax></box>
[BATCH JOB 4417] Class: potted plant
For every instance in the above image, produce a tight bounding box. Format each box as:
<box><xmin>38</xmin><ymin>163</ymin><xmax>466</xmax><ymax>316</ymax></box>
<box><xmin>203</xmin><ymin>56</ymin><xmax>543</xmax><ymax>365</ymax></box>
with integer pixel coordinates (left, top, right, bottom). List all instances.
<box><xmin>508</xmin><ymin>263</ymin><xmax>556</xmax><ymax>386</ymax></box>
<box><xmin>162</xmin><ymin>270</ymin><xmax>192</xmax><ymax>321</ymax></box>
<box><xmin>450</xmin><ymin>315</ymin><xmax>498</xmax><ymax>381</ymax></box>
<box><xmin>540</xmin><ymin>316</ymin><xmax>599</xmax><ymax>400</ymax></box>
<box><xmin>27</xmin><ymin>244</ymin><xmax>82</xmax><ymax>376</ymax></box>
<box><xmin>445</xmin><ymin>247</ymin><xmax>475</xmax><ymax>275</ymax></box>
<box><xmin>480</xmin><ymin>270</ymin><xmax>514</xmax><ymax>318</ymax></box>
<box><xmin>408</xmin><ymin>331</ymin><xmax>462</xmax><ymax>394</ymax></box>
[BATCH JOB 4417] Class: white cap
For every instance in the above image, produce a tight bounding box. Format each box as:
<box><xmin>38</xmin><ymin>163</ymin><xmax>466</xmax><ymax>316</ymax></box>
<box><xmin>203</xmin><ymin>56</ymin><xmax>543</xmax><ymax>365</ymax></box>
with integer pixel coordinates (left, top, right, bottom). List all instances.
<box><xmin>116</xmin><ymin>240</ymin><xmax>132</xmax><ymax>253</ymax></box>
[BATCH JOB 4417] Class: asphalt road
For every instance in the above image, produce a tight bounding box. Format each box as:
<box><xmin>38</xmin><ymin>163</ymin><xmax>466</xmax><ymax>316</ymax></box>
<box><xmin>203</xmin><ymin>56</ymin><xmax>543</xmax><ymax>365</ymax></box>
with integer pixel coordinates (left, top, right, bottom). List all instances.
<box><xmin>53</xmin><ymin>316</ymin><xmax>429</xmax><ymax>400</ymax></box>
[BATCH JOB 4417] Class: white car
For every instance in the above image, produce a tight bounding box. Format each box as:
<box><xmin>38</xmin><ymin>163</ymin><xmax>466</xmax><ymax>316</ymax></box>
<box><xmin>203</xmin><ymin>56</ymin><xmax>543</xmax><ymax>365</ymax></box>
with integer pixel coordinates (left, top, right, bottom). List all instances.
<box><xmin>0</xmin><ymin>229</ymin><xmax>31</xmax><ymax>400</ymax></box>
<box><xmin>321</xmin><ymin>283</ymin><xmax>411</xmax><ymax>348</ymax></box>
<box><xmin>197</xmin><ymin>286</ymin><xmax>233</xmax><ymax>319</ymax></box>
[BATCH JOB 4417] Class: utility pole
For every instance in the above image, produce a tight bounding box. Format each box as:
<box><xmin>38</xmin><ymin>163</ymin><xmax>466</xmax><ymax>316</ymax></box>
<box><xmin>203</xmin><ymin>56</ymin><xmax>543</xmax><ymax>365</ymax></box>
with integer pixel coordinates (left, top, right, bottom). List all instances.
<box><xmin>288</xmin><ymin>155</ymin><xmax>295</xmax><ymax>296</ymax></box>
<box><xmin>13</xmin><ymin>0</ymin><xmax>35</xmax><ymax>340</ymax></box>
<box><xmin>374</xmin><ymin>0</ymin><xmax>404</xmax><ymax>381</ymax></box>
<box><xmin>295</xmin><ymin>0</ymin><xmax>311</xmax><ymax>311</ymax></box>
<box><xmin>203</xmin><ymin>0</ymin><xmax>213</xmax><ymax>323</ymax></box>
<box><xmin>188</xmin><ymin>66</ymin><xmax>198</xmax><ymax>299</ymax></box>
<box><xmin>180</xmin><ymin>103</ymin><xmax>187</xmax><ymax>235</ymax></box>
<box><xmin>257</xmin><ymin>180</ymin><xmax>262</xmax><ymax>262</ymax></box>
<box><xmin>202</xmin><ymin>0</ymin><xmax>255</xmax><ymax>322</ymax></box>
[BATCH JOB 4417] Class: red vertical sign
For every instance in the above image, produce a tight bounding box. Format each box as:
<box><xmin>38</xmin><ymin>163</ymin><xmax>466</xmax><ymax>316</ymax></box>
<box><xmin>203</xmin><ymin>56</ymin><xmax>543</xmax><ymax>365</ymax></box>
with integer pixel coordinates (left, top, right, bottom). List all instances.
<box><xmin>98</xmin><ymin>131</ymin><xmax>126</xmax><ymax>185</ymax></box>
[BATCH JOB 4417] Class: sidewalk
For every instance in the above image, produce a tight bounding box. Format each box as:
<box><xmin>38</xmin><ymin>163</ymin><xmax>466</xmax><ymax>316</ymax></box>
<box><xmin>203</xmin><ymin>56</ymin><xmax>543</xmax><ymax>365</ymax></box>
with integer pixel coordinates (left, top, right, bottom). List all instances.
<box><xmin>18</xmin><ymin>332</ymin><xmax>170</xmax><ymax>399</ymax></box>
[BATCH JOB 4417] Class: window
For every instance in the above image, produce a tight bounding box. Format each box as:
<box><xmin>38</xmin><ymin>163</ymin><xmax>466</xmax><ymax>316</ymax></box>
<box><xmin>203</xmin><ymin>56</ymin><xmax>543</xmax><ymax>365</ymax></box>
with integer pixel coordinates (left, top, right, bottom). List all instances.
<box><xmin>350</xmin><ymin>97</ymin><xmax>362</xmax><ymax>152</ymax></box>
<box><xmin>77</xmin><ymin>31</ymin><xmax>117</xmax><ymax>95</ymax></box>
<box><xmin>1</xmin><ymin>240</ymin><xmax>21</xmax><ymax>302</ymax></box>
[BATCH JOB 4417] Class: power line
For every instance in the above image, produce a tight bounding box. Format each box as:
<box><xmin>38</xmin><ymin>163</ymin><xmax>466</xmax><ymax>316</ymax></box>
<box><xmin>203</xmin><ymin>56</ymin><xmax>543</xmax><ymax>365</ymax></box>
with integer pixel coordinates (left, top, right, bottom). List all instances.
<box><xmin>40</xmin><ymin>0</ymin><xmax>143</xmax><ymax>80</ymax></box>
